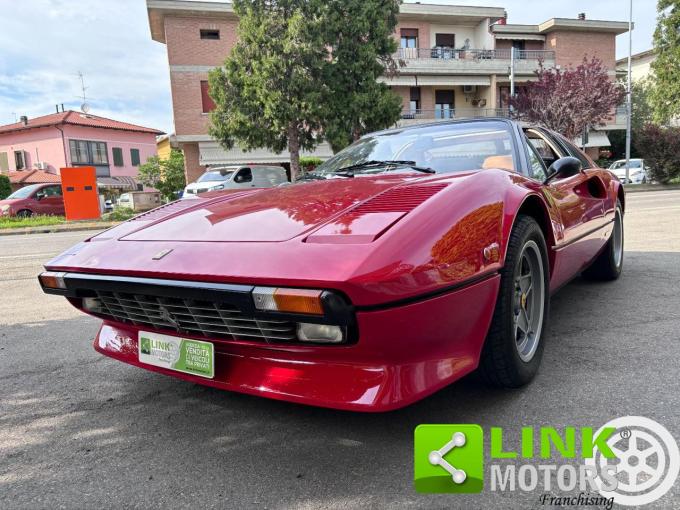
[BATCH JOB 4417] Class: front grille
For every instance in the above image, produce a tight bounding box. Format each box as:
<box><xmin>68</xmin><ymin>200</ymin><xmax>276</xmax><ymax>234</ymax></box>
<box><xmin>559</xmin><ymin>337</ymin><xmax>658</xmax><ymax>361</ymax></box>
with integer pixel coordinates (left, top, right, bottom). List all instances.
<box><xmin>93</xmin><ymin>290</ymin><xmax>297</xmax><ymax>343</ymax></box>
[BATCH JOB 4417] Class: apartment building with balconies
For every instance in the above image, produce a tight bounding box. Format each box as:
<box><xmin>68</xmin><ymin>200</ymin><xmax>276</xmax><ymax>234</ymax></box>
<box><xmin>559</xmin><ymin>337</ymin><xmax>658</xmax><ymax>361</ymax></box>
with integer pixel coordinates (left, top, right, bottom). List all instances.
<box><xmin>146</xmin><ymin>1</ymin><xmax>629</xmax><ymax>182</ymax></box>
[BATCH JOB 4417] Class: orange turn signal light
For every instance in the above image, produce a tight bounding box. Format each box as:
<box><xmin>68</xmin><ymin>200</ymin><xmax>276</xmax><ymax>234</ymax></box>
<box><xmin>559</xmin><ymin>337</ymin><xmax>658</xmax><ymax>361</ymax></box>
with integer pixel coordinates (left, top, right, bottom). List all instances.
<box><xmin>253</xmin><ymin>287</ymin><xmax>324</xmax><ymax>315</ymax></box>
<box><xmin>38</xmin><ymin>271</ymin><xmax>67</xmax><ymax>290</ymax></box>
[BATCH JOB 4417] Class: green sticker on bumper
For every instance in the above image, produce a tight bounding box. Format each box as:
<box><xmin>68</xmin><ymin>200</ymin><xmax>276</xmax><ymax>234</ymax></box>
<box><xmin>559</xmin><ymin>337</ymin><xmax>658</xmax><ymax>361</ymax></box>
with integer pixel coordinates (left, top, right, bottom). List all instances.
<box><xmin>138</xmin><ymin>331</ymin><xmax>214</xmax><ymax>379</ymax></box>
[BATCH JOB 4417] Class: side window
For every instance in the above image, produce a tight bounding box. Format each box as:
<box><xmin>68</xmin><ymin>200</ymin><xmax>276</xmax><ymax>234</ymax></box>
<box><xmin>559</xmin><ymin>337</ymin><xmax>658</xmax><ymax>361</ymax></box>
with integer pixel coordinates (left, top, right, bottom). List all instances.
<box><xmin>525</xmin><ymin>131</ymin><xmax>563</xmax><ymax>169</ymax></box>
<box><xmin>43</xmin><ymin>186</ymin><xmax>62</xmax><ymax>197</ymax></box>
<box><xmin>555</xmin><ymin>136</ymin><xmax>593</xmax><ymax>169</ymax></box>
<box><xmin>235</xmin><ymin>168</ymin><xmax>252</xmax><ymax>183</ymax></box>
<box><xmin>525</xmin><ymin>138</ymin><xmax>548</xmax><ymax>181</ymax></box>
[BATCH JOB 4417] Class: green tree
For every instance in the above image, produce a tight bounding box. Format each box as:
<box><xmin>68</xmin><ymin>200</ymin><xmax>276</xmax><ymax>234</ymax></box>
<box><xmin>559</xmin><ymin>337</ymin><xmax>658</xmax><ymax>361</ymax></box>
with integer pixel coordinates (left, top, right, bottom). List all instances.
<box><xmin>609</xmin><ymin>79</ymin><xmax>654</xmax><ymax>159</ymax></box>
<box><xmin>0</xmin><ymin>175</ymin><xmax>10</xmax><ymax>199</ymax></box>
<box><xmin>208</xmin><ymin>0</ymin><xmax>327</xmax><ymax>181</ymax></box>
<box><xmin>320</xmin><ymin>0</ymin><xmax>403</xmax><ymax>152</ymax></box>
<box><xmin>650</xmin><ymin>0</ymin><xmax>680</xmax><ymax>124</ymax></box>
<box><xmin>137</xmin><ymin>149</ymin><xmax>186</xmax><ymax>201</ymax></box>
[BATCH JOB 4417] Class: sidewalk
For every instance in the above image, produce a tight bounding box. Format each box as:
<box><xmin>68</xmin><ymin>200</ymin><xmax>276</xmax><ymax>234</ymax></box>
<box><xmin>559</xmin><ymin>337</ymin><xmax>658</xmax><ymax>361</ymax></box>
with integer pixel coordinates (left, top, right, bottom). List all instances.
<box><xmin>0</xmin><ymin>221</ymin><xmax>119</xmax><ymax>236</ymax></box>
<box><xmin>624</xmin><ymin>184</ymin><xmax>680</xmax><ymax>193</ymax></box>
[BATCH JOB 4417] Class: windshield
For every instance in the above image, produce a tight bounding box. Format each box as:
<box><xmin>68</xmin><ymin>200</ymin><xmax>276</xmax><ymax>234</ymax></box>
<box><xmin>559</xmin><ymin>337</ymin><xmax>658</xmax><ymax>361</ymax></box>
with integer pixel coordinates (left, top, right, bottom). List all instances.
<box><xmin>7</xmin><ymin>184</ymin><xmax>39</xmax><ymax>199</ymax></box>
<box><xmin>610</xmin><ymin>160</ymin><xmax>641</xmax><ymax>169</ymax></box>
<box><xmin>198</xmin><ymin>169</ymin><xmax>235</xmax><ymax>182</ymax></box>
<box><xmin>313</xmin><ymin>121</ymin><xmax>517</xmax><ymax>176</ymax></box>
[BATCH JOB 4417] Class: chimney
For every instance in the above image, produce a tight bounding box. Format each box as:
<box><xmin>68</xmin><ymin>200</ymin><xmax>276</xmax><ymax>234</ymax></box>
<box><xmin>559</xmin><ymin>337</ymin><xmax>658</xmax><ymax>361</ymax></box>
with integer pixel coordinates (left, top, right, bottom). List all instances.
<box><xmin>20</xmin><ymin>115</ymin><xmax>28</xmax><ymax>126</ymax></box>
<box><xmin>578</xmin><ymin>13</ymin><xmax>586</xmax><ymax>20</ymax></box>
<box><xmin>61</xmin><ymin>103</ymin><xmax>65</xmax><ymax>112</ymax></box>
<box><xmin>56</xmin><ymin>104</ymin><xmax>59</xmax><ymax>113</ymax></box>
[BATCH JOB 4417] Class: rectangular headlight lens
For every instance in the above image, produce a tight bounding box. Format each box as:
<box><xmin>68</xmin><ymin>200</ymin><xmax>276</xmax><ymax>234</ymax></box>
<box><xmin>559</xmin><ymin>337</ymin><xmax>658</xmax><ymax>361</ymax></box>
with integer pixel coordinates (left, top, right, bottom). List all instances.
<box><xmin>253</xmin><ymin>287</ymin><xmax>324</xmax><ymax>315</ymax></box>
<box><xmin>297</xmin><ymin>323</ymin><xmax>343</xmax><ymax>343</ymax></box>
<box><xmin>38</xmin><ymin>271</ymin><xmax>67</xmax><ymax>290</ymax></box>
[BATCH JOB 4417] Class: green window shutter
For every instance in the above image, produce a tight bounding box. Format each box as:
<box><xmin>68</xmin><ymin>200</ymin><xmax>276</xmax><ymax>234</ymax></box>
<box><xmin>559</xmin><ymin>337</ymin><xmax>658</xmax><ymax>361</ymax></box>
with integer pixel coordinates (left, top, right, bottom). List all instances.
<box><xmin>112</xmin><ymin>148</ymin><xmax>124</xmax><ymax>166</ymax></box>
<box><xmin>130</xmin><ymin>148</ymin><xmax>140</xmax><ymax>166</ymax></box>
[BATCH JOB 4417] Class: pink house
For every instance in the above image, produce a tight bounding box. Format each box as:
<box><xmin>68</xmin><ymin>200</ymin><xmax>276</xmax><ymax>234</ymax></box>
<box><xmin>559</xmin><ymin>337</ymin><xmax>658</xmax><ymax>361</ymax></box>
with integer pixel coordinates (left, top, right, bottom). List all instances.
<box><xmin>0</xmin><ymin>110</ymin><xmax>163</xmax><ymax>187</ymax></box>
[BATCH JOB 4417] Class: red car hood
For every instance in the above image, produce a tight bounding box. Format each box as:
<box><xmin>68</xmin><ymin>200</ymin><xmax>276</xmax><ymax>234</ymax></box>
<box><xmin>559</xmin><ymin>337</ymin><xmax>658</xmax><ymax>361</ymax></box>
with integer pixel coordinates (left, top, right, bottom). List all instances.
<box><xmin>120</xmin><ymin>175</ymin><xmax>428</xmax><ymax>243</ymax></box>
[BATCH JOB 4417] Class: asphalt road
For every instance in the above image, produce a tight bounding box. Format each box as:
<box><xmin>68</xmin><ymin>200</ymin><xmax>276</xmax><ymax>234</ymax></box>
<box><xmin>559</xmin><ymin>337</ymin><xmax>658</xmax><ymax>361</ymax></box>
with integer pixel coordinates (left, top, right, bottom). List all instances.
<box><xmin>1</xmin><ymin>190</ymin><xmax>679</xmax><ymax>509</ymax></box>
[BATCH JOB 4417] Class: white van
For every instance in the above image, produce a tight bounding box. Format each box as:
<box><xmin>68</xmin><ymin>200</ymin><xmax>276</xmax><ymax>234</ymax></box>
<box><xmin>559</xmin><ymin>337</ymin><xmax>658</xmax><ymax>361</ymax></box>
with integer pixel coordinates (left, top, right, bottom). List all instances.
<box><xmin>183</xmin><ymin>165</ymin><xmax>288</xmax><ymax>198</ymax></box>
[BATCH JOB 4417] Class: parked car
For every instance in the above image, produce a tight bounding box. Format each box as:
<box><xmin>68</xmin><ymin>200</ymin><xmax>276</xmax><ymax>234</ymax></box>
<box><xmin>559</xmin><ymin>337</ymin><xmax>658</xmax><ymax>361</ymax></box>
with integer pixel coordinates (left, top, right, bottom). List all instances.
<box><xmin>0</xmin><ymin>183</ymin><xmax>65</xmax><ymax>217</ymax></box>
<box><xmin>117</xmin><ymin>191</ymin><xmax>162</xmax><ymax>212</ymax></box>
<box><xmin>183</xmin><ymin>165</ymin><xmax>288</xmax><ymax>198</ymax></box>
<box><xmin>608</xmin><ymin>158</ymin><xmax>648</xmax><ymax>184</ymax></box>
<box><xmin>39</xmin><ymin>119</ymin><xmax>624</xmax><ymax>411</ymax></box>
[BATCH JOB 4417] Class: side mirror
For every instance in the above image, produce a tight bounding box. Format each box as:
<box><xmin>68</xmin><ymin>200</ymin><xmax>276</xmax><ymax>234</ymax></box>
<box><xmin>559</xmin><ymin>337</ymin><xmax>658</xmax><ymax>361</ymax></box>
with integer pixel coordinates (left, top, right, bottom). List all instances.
<box><xmin>234</xmin><ymin>175</ymin><xmax>244</xmax><ymax>183</ymax></box>
<box><xmin>35</xmin><ymin>193</ymin><xmax>45</xmax><ymax>201</ymax></box>
<box><xmin>544</xmin><ymin>156</ymin><xmax>582</xmax><ymax>184</ymax></box>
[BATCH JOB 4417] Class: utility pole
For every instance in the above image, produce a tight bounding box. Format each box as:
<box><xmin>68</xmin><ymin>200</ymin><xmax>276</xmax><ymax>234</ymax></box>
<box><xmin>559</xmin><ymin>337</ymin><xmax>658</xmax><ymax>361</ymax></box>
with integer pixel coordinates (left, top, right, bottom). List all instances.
<box><xmin>510</xmin><ymin>46</ymin><xmax>516</xmax><ymax>117</ymax></box>
<box><xmin>625</xmin><ymin>0</ymin><xmax>633</xmax><ymax>184</ymax></box>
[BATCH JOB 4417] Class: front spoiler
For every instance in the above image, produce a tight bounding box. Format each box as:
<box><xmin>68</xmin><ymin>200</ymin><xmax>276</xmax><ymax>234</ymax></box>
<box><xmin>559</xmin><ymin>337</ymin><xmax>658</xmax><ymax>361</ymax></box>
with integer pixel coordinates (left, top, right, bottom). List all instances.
<box><xmin>93</xmin><ymin>274</ymin><xmax>500</xmax><ymax>412</ymax></box>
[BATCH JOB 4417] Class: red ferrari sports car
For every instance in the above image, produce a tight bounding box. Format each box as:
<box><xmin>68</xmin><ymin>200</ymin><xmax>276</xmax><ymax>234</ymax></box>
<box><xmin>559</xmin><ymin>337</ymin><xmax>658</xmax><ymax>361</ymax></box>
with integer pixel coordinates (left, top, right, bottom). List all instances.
<box><xmin>39</xmin><ymin>119</ymin><xmax>624</xmax><ymax>411</ymax></box>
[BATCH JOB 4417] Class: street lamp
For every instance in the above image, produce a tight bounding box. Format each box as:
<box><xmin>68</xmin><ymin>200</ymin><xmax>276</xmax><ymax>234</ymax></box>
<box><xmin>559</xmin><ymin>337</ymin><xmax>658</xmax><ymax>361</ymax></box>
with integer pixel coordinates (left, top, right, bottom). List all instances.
<box><xmin>625</xmin><ymin>0</ymin><xmax>633</xmax><ymax>184</ymax></box>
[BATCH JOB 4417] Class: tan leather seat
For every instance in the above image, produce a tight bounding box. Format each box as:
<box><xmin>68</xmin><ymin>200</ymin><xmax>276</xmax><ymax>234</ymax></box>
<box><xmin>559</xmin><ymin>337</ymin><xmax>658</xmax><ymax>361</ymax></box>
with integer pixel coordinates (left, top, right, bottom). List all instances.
<box><xmin>482</xmin><ymin>155</ymin><xmax>515</xmax><ymax>171</ymax></box>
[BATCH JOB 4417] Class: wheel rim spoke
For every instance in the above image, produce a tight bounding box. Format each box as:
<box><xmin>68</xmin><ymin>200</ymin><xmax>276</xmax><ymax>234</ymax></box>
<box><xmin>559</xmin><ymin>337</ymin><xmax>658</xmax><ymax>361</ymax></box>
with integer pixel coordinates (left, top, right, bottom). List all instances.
<box><xmin>513</xmin><ymin>241</ymin><xmax>545</xmax><ymax>362</ymax></box>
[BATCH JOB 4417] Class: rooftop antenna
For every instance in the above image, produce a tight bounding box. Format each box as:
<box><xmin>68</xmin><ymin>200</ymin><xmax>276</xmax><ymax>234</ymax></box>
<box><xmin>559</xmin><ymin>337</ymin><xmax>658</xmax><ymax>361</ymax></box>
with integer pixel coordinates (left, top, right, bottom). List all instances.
<box><xmin>76</xmin><ymin>71</ymin><xmax>91</xmax><ymax>113</ymax></box>
<box><xmin>11</xmin><ymin>112</ymin><xmax>18</xmax><ymax>123</ymax></box>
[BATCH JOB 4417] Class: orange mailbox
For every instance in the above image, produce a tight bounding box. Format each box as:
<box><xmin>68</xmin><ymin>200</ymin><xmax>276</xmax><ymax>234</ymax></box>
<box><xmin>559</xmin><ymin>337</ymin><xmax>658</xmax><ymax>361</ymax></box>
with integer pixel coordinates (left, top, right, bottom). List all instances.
<box><xmin>60</xmin><ymin>166</ymin><xmax>101</xmax><ymax>221</ymax></box>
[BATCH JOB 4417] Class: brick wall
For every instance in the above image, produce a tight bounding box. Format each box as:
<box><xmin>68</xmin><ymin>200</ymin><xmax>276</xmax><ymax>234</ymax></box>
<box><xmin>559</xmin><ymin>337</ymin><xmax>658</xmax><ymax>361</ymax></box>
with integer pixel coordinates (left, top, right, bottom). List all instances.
<box><xmin>181</xmin><ymin>142</ymin><xmax>205</xmax><ymax>183</ymax></box>
<box><xmin>165</xmin><ymin>16</ymin><xmax>239</xmax><ymax>66</ymax></box>
<box><xmin>394</xmin><ymin>22</ymin><xmax>431</xmax><ymax>50</ymax></box>
<box><xmin>547</xmin><ymin>31</ymin><xmax>616</xmax><ymax>69</ymax></box>
<box><xmin>170</xmin><ymin>71</ymin><xmax>211</xmax><ymax>136</ymax></box>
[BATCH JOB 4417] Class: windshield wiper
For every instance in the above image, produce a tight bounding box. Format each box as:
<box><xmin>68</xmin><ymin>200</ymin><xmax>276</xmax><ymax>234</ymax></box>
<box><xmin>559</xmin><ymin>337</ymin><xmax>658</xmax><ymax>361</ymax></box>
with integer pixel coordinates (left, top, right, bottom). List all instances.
<box><xmin>333</xmin><ymin>160</ymin><xmax>436</xmax><ymax>177</ymax></box>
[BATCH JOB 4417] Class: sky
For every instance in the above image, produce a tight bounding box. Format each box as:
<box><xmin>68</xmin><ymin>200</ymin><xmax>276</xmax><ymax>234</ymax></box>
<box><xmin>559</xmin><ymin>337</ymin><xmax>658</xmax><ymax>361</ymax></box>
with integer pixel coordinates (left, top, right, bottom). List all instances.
<box><xmin>0</xmin><ymin>0</ymin><xmax>658</xmax><ymax>135</ymax></box>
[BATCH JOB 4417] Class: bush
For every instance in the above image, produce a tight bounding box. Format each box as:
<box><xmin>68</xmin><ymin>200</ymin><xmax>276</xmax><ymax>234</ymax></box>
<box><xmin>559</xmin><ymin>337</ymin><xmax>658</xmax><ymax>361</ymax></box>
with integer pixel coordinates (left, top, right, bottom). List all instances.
<box><xmin>635</xmin><ymin>124</ymin><xmax>680</xmax><ymax>184</ymax></box>
<box><xmin>299</xmin><ymin>156</ymin><xmax>324</xmax><ymax>174</ymax></box>
<box><xmin>0</xmin><ymin>175</ymin><xmax>10</xmax><ymax>199</ymax></box>
<box><xmin>101</xmin><ymin>207</ymin><xmax>136</xmax><ymax>222</ymax></box>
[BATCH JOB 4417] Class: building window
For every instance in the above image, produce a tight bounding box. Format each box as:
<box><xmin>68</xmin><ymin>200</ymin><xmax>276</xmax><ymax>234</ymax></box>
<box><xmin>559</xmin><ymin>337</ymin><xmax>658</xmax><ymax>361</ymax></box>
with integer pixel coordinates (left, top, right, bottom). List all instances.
<box><xmin>400</xmin><ymin>28</ymin><xmax>418</xmax><ymax>49</ymax></box>
<box><xmin>435</xmin><ymin>33</ymin><xmax>455</xmax><ymax>48</ymax></box>
<box><xmin>409</xmin><ymin>87</ymin><xmax>421</xmax><ymax>113</ymax></box>
<box><xmin>201</xmin><ymin>80</ymin><xmax>216</xmax><ymax>113</ymax></box>
<box><xmin>112</xmin><ymin>147</ymin><xmax>124</xmax><ymax>167</ymax></box>
<box><xmin>200</xmin><ymin>29</ymin><xmax>220</xmax><ymax>40</ymax></box>
<box><xmin>130</xmin><ymin>148</ymin><xmax>141</xmax><ymax>166</ymax></box>
<box><xmin>69</xmin><ymin>140</ymin><xmax>109</xmax><ymax>165</ymax></box>
<box><xmin>435</xmin><ymin>90</ymin><xmax>455</xmax><ymax>119</ymax></box>
<box><xmin>14</xmin><ymin>150</ymin><xmax>25</xmax><ymax>170</ymax></box>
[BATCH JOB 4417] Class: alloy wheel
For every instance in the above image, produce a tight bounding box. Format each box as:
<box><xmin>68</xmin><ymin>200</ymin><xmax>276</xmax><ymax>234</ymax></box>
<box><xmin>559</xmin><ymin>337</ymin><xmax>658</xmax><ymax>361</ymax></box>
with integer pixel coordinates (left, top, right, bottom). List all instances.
<box><xmin>513</xmin><ymin>240</ymin><xmax>546</xmax><ymax>362</ymax></box>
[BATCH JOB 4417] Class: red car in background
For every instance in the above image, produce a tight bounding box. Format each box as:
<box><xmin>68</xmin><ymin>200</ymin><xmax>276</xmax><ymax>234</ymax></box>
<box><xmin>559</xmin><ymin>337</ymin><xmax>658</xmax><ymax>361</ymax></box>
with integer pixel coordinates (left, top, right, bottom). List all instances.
<box><xmin>38</xmin><ymin>119</ymin><xmax>624</xmax><ymax>411</ymax></box>
<box><xmin>0</xmin><ymin>183</ymin><xmax>65</xmax><ymax>217</ymax></box>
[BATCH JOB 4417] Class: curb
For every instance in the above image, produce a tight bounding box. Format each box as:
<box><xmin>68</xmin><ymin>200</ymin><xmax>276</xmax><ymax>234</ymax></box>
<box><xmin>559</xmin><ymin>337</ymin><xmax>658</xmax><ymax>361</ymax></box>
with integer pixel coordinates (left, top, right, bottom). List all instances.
<box><xmin>624</xmin><ymin>185</ymin><xmax>680</xmax><ymax>193</ymax></box>
<box><xmin>0</xmin><ymin>222</ymin><xmax>119</xmax><ymax>237</ymax></box>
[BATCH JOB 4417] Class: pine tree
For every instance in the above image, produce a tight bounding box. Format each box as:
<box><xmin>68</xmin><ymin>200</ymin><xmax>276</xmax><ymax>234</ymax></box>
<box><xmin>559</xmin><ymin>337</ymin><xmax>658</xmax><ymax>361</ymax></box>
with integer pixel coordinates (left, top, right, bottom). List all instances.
<box><xmin>208</xmin><ymin>0</ymin><xmax>327</xmax><ymax>181</ymax></box>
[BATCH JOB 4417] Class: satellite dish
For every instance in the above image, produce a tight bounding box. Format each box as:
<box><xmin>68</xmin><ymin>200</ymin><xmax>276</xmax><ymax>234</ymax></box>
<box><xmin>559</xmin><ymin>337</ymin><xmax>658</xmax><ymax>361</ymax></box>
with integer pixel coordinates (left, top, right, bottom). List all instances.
<box><xmin>81</xmin><ymin>102</ymin><xmax>90</xmax><ymax>113</ymax></box>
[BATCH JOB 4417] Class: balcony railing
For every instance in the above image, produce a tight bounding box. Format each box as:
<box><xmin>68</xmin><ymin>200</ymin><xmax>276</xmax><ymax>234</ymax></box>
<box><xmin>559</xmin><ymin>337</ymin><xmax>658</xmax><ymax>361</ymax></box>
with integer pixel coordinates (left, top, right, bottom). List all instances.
<box><xmin>400</xmin><ymin>108</ymin><xmax>513</xmax><ymax>123</ymax></box>
<box><xmin>395</xmin><ymin>48</ymin><xmax>556</xmax><ymax>62</ymax></box>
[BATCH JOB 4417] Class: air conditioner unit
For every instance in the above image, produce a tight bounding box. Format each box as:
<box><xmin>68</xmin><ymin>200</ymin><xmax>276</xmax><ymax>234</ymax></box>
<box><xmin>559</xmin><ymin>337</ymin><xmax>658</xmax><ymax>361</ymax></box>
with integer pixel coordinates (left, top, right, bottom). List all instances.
<box><xmin>35</xmin><ymin>161</ymin><xmax>49</xmax><ymax>170</ymax></box>
<box><xmin>463</xmin><ymin>85</ymin><xmax>477</xmax><ymax>94</ymax></box>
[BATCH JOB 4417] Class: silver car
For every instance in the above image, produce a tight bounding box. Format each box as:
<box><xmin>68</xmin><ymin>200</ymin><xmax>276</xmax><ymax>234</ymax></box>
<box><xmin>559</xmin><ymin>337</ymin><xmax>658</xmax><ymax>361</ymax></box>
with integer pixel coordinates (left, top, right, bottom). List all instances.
<box><xmin>609</xmin><ymin>159</ymin><xmax>648</xmax><ymax>184</ymax></box>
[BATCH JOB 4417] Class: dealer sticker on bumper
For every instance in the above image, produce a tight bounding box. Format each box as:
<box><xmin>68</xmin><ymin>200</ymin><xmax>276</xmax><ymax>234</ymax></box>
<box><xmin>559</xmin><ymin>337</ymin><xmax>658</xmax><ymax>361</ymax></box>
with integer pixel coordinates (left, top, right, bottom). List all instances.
<box><xmin>138</xmin><ymin>331</ymin><xmax>214</xmax><ymax>379</ymax></box>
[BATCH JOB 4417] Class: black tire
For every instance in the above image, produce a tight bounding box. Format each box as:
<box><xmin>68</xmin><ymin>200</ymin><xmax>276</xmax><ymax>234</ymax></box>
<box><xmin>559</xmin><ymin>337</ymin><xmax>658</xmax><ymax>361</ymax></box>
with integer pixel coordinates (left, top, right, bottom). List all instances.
<box><xmin>582</xmin><ymin>200</ymin><xmax>623</xmax><ymax>281</ymax></box>
<box><xmin>16</xmin><ymin>209</ymin><xmax>32</xmax><ymax>218</ymax></box>
<box><xmin>479</xmin><ymin>216</ymin><xmax>550</xmax><ymax>388</ymax></box>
